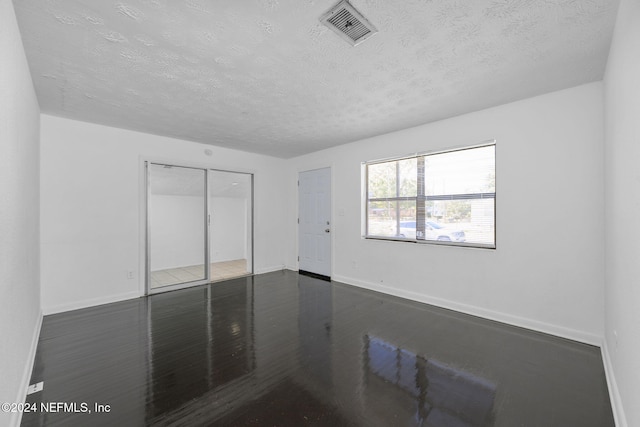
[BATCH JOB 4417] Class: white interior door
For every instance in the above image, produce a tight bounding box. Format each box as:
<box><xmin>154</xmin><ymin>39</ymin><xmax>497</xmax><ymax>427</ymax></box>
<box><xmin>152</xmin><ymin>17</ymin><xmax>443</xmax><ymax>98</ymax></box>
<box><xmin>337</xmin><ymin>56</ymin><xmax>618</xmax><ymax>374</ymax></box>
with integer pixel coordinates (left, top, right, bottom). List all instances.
<box><xmin>298</xmin><ymin>168</ymin><xmax>331</xmax><ymax>277</ymax></box>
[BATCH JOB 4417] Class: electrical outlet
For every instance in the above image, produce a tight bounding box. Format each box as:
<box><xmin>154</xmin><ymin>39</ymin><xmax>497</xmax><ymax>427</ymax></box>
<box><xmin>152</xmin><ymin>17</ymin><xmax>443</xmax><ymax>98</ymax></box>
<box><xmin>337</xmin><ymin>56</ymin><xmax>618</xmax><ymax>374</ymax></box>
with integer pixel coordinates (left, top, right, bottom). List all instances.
<box><xmin>27</xmin><ymin>382</ymin><xmax>43</xmax><ymax>395</ymax></box>
<box><xmin>127</xmin><ymin>270</ymin><xmax>135</xmax><ymax>280</ymax></box>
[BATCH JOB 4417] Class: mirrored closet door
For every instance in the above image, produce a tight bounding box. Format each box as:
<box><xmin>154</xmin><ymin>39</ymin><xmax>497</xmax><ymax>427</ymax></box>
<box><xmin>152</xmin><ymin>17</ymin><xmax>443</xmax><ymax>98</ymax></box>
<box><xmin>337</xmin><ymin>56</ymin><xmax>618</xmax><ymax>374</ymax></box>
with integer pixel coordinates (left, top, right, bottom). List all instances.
<box><xmin>146</xmin><ymin>163</ymin><xmax>253</xmax><ymax>294</ymax></box>
<box><xmin>208</xmin><ymin>170</ymin><xmax>253</xmax><ymax>282</ymax></box>
<box><xmin>147</xmin><ymin>164</ymin><xmax>209</xmax><ymax>291</ymax></box>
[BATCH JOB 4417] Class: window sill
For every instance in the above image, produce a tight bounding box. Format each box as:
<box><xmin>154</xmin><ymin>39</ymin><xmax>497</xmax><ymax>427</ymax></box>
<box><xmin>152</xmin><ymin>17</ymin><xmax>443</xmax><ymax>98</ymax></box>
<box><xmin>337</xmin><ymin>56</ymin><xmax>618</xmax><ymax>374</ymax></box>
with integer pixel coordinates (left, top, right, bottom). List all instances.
<box><xmin>363</xmin><ymin>235</ymin><xmax>496</xmax><ymax>250</ymax></box>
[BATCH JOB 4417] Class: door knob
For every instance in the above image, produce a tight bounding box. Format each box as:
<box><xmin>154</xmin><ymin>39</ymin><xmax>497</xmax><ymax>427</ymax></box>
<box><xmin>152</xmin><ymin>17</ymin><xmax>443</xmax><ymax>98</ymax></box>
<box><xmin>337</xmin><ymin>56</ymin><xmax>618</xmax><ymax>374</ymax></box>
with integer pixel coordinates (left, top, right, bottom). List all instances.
<box><xmin>325</xmin><ymin>228</ymin><xmax>330</xmax><ymax>233</ymax></box>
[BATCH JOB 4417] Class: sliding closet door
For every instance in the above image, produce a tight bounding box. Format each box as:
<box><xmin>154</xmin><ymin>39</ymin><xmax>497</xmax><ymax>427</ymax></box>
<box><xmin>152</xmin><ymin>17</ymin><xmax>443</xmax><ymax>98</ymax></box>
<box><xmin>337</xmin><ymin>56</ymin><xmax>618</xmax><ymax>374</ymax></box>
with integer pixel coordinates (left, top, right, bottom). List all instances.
<box><xmin>147</xmin><ymin>163</ymin><xmax>208</xmax><ymax>292</ymax></box>
<box><xmin>208</xmin><ymin>170</ymin><xmax>253</xmax><ymax>281</ymax></box>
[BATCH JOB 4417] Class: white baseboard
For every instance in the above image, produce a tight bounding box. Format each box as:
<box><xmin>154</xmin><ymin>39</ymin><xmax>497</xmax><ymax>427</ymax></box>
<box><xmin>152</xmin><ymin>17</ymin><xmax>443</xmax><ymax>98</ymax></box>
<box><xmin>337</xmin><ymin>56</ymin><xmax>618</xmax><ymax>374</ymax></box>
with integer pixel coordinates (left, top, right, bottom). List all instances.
<box><xmin>12</xmin><ymin>310</ymin><xmax>43</xmax><ymax>427</ymax></box>
<box><xmin>43</xmin><ymin>268</ymin><xmax>289</xmax><ymax>315</ymax></box>
<box><xmin>43</xmin><ymin>291</ymin><xmax>141</xmax><ymax>315</ymax></box>
<box><xmin>333</xmin><ymin>274</ymin><xmax>602</xmax><ymax>346</ymax></box>
<box><xmin>602</xmin><ymin>341</ymin><xmax>628</xmax><ymax>427</ymax></box>
<box><xmin>254</xmin><ymin>265</ymin><xmax>286</xmax><ymax>275</ymax></box>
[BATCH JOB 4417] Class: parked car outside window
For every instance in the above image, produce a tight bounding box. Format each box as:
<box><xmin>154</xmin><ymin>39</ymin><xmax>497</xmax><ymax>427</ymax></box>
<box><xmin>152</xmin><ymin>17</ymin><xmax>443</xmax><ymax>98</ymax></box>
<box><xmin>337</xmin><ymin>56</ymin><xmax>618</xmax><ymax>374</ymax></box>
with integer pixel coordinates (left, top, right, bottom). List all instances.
<box><xmin>399</xmin><ymin>221</ymin><xmax>466</xmax><ymax>242</ymax></box>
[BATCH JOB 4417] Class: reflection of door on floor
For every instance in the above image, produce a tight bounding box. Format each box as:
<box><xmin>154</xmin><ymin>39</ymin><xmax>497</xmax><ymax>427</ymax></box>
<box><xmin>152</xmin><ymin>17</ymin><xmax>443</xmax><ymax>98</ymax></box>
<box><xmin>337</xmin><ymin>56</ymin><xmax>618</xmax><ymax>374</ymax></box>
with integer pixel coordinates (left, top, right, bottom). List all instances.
<box><xmin>298</xmin><ymin>168</ymin><xmax>331</xmax><ymax>278</ymax></box>
<box><xmin>146</xmin><ymin>163</ymin><xmax>253</xmax><ymax>293</ymax></box>
<box><xmin>299</xmin><ymin>274</ymin><xmax>332</xmax><ymax>387</ymax></box>
<box><xmin>148</xmin><ymin>282</ymin><xmax>255</xmax><ymax>417</ymax></box>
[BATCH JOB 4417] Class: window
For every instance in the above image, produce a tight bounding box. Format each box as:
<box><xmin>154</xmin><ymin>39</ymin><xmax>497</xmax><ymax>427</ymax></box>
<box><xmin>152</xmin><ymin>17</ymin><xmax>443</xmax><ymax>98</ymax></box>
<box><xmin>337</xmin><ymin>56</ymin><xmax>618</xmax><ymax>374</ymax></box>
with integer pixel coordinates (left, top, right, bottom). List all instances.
<box><xmin>364</xmin><ymin>143</ymin><xmax>495</xmax><ymax>248</ymax></box>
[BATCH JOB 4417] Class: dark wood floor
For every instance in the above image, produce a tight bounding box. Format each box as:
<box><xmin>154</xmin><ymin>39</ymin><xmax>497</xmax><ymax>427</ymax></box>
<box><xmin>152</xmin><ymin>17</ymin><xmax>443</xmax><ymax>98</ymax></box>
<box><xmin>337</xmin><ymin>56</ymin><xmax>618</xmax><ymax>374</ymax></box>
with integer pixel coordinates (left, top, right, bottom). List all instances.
<box><xmin>22</xmin><ymin>270</ymin><xmax>614</xmax><ymax>426</ymax></box>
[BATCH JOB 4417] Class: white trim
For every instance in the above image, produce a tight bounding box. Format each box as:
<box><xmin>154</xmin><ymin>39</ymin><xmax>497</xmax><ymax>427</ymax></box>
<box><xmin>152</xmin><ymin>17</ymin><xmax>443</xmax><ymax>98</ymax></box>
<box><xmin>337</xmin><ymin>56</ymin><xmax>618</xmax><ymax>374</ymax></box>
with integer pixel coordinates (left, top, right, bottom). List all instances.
<box><xmin>12</xmin><ymin>311</ymin><xmax>43</xmax><ymax>427</ymax></box>
<box><xmin>332</xmin><ymin>273</ymin><xmax>602</xmax><ymax>346</ymax></box>
<box><xmin>254</xmin><ymin>265</ymin><xmax>286</xmax><ymax>275</ymax></box>
<box><xmin>43</xmin><ymin>265</ymin><xmax>285</xmax><ymax>315</ymax></box>
<box><xmin>138</xmin><ymin>157</ymin><xmax>148</xmax><ymax>297</ymax></box>
<box><xmin>138</xmin><ymin>154</ymin><xmax>259</xmax><ymax>177</ymax></box>
<box><xmin>147</xmin><ymin>279</ymin><xmax>212</xmax><ymax>295</ymax></box>
<box><xmin>363</xmin><ymin>139</ymin><xmax>496</xmax><ymax>165</ymax></box>
<box><xmin>42</xmin><ymin>291</ymin><xmax>141</xmax><ymax>316</ymax></box>
<box><xmin>602</xmin><ymin>341</ymin><xmax>628</xmax><ymax>427</ymax></box>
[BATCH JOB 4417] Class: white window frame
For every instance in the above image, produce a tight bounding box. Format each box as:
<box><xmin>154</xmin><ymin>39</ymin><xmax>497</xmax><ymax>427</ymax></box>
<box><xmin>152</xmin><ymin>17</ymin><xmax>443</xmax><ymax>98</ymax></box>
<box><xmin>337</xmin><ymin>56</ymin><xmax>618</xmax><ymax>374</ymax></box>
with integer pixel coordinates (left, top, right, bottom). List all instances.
<box><xmin>363</xmin><ymin>141</ymin><xmax>496</xmax><ymax>249</ymax></box>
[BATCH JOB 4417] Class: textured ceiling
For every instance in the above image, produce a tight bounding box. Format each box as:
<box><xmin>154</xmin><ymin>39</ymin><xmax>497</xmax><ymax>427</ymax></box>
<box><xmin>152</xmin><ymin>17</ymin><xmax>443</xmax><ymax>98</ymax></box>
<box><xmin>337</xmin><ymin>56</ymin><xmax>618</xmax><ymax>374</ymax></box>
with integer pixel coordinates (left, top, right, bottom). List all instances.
<box><xmin>14</xmin><ymin>0</ymin><xmax>619</xmax><ymax>158</ymax></box>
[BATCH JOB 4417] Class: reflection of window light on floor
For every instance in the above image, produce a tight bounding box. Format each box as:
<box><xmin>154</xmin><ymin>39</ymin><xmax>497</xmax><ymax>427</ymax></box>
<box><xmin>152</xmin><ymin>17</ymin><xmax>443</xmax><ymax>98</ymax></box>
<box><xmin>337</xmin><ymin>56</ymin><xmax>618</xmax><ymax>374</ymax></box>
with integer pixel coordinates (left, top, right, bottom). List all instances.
<box><xmin>230</xmin><ymin>321</ymin><xmax>241</xmax><ymax>336</ymax></box>
<box><xmin>365</xmin><ymin>335</ymin><xmax>497</xmax><ymax>426</ymax></box>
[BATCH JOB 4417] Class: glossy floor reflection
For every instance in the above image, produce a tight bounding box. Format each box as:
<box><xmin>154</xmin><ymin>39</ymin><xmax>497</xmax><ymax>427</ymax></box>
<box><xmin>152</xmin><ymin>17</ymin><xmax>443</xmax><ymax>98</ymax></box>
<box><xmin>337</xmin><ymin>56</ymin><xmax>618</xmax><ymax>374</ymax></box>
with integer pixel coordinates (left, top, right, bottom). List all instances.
<box><xmin>22</xmin><ymin>270</ymin><xmax>614</xmax><ymax>426</ymax></box>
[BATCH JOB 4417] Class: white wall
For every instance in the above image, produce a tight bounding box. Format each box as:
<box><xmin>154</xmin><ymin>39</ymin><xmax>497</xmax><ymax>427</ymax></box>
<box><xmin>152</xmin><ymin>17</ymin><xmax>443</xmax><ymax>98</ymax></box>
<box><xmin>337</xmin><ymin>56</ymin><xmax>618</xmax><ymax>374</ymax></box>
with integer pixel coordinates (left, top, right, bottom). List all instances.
<box><xmin>211</xmin><ymin>197</ymin><xmax>247</xmax><ymax>263</ymax></box>
<box><xmin>150</xmin><ymin>195</ymin><xmax>205</xmax><ymax>271</ymax></box>
<box><xmin>603</xmin><ymin>0</ymin><xmax>640</xmax><ymax>425</ymax></box>
<box><xmin>286</xmin><ymin>82</ymin><xmax>605</xmax><ymax>345</ymax></box>
<box><xmin>40</xmin><ymin>115</ymin><xmax>287</xmax><ymax>314</ymax></box>
<box><xmin>0</xmin><ymin>1</ymin><xmax>41</xmax><ymax>426</ymax></box>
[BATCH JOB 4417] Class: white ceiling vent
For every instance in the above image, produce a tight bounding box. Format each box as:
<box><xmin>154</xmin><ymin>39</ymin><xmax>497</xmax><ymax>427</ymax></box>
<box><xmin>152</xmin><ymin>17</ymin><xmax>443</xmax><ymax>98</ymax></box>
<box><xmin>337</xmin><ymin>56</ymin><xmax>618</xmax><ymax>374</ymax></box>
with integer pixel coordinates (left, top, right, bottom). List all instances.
<box><xmin>320</xmin><ymin>0</ymin><xmax>377</xmax><ymax>46</ymax></box>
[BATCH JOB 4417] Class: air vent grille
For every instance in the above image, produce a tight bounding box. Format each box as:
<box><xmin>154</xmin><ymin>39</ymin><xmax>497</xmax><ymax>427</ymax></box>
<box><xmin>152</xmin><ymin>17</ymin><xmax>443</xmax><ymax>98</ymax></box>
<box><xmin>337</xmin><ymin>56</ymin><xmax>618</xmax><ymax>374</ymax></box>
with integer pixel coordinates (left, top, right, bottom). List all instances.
<box><xmin>320</xmin><ymin>0</ymin><xmax>377</xmax><ymax>46</ymax></box>
<box><xmin>328</xmin><ymin>8</ymin><xmax>370</xmax><ymax>41</ymax></box>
